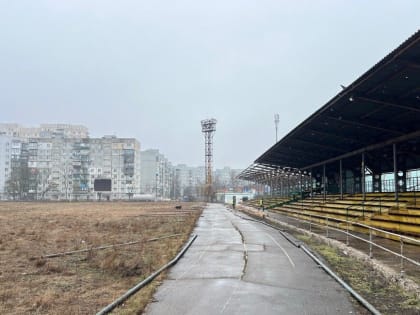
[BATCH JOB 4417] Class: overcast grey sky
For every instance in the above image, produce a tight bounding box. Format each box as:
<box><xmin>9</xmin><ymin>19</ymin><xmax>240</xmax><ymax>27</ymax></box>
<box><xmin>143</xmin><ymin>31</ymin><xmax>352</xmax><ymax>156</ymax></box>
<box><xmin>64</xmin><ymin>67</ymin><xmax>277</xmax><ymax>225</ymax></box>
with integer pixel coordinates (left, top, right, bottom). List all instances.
<box><xmin>0</xmin><ymin>1</ymin><xmax>419</xmax><ymax>169</ymax></box>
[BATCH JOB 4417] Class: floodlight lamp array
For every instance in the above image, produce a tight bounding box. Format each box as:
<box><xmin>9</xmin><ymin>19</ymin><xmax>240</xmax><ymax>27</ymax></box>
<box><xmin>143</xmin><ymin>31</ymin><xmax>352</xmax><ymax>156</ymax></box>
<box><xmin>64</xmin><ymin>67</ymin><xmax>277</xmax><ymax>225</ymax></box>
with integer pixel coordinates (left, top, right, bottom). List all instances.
<box><xmin>201</xmin><ymin>119</ymin><xmax>217</xmax><ymax>133</ymax></box>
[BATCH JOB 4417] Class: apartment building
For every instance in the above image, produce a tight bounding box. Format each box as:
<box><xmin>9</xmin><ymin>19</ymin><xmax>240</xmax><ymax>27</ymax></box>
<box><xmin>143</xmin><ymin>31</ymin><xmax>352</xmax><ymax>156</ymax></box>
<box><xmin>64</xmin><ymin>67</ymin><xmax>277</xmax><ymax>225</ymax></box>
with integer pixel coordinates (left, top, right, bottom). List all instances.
<box><xmin>140</xmin><ymin>149</ymin><xmax>173</xmax><ymax>199</ymax></box>
<box><xmin>173</xmin><ymin>164</ymin><xmax>205</xmax><ymax>200</ymax></box>
<box><xmin>89</xmin><ymin>136</ymin><xmax>141</xmax><ymax>200</ymax></box>
<box><xmin>39</xmin><ymin>124</ymin><xmax>88</xmax><ymax>138</ymax></box>
<box><xmin>0</xmin><ymin>135</ymin><xmax>13</xmax><ymax>199</ymax></box>
<box><xmin>1</xmin><ymin>134</ymin><xmax>141</xmax><ymax>200</ymax></box>
<box><xmin>214</xmin><ymin>167</ymin><xmax>245</xmax><ymax>190</ymax></box>
<box><xmin>0</xmin><ymin>123</ymin><xmax>88</xmax><ymax>138</ymax></box>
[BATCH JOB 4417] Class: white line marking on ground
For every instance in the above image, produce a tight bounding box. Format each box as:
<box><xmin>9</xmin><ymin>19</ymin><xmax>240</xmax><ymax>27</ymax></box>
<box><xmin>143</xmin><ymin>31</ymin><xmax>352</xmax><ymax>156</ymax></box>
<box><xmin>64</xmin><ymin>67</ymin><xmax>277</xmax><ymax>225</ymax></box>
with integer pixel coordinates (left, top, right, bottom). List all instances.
<box><xmin>220</xmin><ymin>280</ymin><xmax>240</xmax><ymax>314</ymax></box>
<box><xmin>265</xmin><ymin>233</ymin><xmax>296</xmax><ymax>268</ymax></box>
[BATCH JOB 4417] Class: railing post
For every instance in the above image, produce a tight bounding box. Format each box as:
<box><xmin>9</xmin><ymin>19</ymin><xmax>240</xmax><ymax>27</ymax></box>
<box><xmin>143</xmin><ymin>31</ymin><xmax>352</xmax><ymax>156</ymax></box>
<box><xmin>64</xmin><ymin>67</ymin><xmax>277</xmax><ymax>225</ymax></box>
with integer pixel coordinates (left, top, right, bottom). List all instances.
<box><xmin>379</xmin><ymin>197</ymin><xmax>382</xmax><ymax>215</ymax></box>
<box><xmin>369</xmin><ymin>229</ymin><xmax>373</xmax><ymax>258</ymax></box>
<box><xmin>362</xmin><ymin>152</ymin><xmax>366</xmax><ymax>201</ymax></box>
<box><xmin>393</xmin><ymin>143</ymin><xmax>399</xmax><ymax>208</ymax></box>
<box><xmin>309</xmin><ymin>214</ymin><xmax>312</xmax><ymax>232</ymax></box>
<box><xmin>346</xmin><ymin>220</ymin><xmax>349</xmax><ymax>246</ymax></box>
<box><xmin>362</xmin><ymin>201</ymin><xmax>365</xmax><ymax>218</ymax></box>
<box><xmin>326</xmin><ymin>217</ymin><xmax>329</xmax><ymax>238</ymax></box>
<box><xmin>346</xmin><ymin>206</ymin><xmax>349</xmax><ymax>245</ymax></box>
<box><xmin>323</xmin><ymin>163</ymin><xmax>326</xmax><ymax>202</ymax></box>
<box><xmin>339</xmin><ymin>159</ymin><xmax>343</xmax><ymax>200</ymax></box>
<box><xmin>310</xmin><ymin>170</ymin><xmax>313</xmax><ymax>201</ymax></box>
<box><xmin>400</xmin><ymin>237</ymin><xmax>404</xmax><ymax>277</ymax></box>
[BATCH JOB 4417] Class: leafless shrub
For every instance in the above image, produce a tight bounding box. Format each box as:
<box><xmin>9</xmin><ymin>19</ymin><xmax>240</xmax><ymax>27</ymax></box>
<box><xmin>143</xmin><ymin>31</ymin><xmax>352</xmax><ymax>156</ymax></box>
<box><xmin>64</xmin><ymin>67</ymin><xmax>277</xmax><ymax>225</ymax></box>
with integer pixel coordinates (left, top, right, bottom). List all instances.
<box><xmin>44</xmin><ymin>261</ymin><xmax>64</xmax><ymax>274</ymax></box>
<box><xmin>33</xmin><ymin>289</ymin><xmax>57</xmax><ymax>312</ymax></box>
<box><xmin>86</xmin><ymin>247</ymin><xmax>97</xmax><ymax>261</ymax></box>
<box><xmin>0</xmin><ymin>290</ymin><xmax>12</xmax><ymax>303</ymax></box>
<box><xmin>34</xmin><ymin>258</ymin><xmax>47</xmax><ymax>267</ymax></box>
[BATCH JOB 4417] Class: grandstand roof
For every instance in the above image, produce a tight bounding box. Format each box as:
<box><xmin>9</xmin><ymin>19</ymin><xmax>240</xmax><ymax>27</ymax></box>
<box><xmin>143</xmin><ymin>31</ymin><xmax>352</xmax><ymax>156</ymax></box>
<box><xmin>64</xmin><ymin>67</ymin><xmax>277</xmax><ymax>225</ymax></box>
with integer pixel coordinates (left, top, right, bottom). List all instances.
<box><xmin>255</xmin><ymin>30</ymin><xmax>420</xmax><ymax>171</ymax></box>
<box><xmin>238</xmin><ymin>163</ymin><xmax>304</xmax><ymax>182</ymax></box>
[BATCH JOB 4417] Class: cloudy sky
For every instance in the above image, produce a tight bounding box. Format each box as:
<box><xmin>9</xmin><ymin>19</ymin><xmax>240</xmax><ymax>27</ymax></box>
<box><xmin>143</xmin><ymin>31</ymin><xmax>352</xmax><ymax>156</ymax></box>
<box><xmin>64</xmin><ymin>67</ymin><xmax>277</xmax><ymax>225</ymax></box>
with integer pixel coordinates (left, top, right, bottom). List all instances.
<box><xmin>0</xmin><ymin>1</ymin><xmax>419</xmax><ymax>169</ymax></box>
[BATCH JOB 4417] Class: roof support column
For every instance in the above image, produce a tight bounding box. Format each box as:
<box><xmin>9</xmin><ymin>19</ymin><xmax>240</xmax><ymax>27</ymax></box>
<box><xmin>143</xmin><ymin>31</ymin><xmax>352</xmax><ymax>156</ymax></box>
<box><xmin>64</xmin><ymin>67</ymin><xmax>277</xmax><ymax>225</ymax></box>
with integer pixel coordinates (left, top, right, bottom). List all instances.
<box><xmin>300</xmin><ymin>172</ymin><xmax>303</xmax><ymax>200</ymax></box>
<box><xmin>310</xmin><ymin>170</ymin><xmax>313</xmax><ymax>200</ymax></box>
<box><xmin>274</xmin><ymin>176</ymin><xmax>277</xmax><ymax>196</ymax></box>
<box><xmin>362</xmin><ymin>152</ymin><xmax>366</xmax><ymax>201</ymax></box>
<box><xmin>393</xmin><ymin>143</ymin><xmax>399</xmax><ymax>202</ymax></box>
<box><xmin>323</xmin><ymin>164</ymin><xmax>326</xmax><ymax>202</ymax></box>
<box><xmin>339</xmin><ymin>159</ymin><xmax>343</xmax><ymax>200</ymax></box>
<box><xmin>280</xmin><ymin>177</ymin><xmax>283</xmax><ymax>197</ymax></box>
<box><xmin>283</xmin><ymin>177</ymin><xmax>286</xmax><ymax>197</ymax></box>
<box><xmin>270</xmin><ymin>176</ymin><xmax>273</xmax><ymax>197</ymax></box>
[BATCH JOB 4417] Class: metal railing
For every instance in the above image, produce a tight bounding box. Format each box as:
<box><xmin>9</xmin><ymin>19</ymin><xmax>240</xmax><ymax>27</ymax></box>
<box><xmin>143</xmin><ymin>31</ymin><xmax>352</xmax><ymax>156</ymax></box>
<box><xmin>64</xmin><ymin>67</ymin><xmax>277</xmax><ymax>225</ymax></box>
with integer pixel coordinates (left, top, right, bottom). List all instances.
<box><xmin>268</xmin><ymin>207</ymin><xmax>420</xmax><ymax>275</ymax></box>
<box><xmin>345</xmin><ymin>194</ymin><xmax>387</xmax><ymax>220</ymax></box>
<box><xmin>406</xmin><ymin>182</ymin><xmax>420</xmax><ymax>206</ymax></box>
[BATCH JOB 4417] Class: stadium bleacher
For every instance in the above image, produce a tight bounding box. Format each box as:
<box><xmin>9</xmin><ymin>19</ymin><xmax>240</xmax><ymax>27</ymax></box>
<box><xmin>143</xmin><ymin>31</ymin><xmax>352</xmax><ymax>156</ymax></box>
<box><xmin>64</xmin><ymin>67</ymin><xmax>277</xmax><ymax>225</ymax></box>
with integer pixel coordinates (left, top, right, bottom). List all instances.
<box><xmin>238</xmin><ymin>31</ymin><xmax>420</xmax><ymax>244</ymax></box>
<box><xmin>245</xmin><ymin>193</ymin><xmax>420</xmax><ymax>238</ymax></box>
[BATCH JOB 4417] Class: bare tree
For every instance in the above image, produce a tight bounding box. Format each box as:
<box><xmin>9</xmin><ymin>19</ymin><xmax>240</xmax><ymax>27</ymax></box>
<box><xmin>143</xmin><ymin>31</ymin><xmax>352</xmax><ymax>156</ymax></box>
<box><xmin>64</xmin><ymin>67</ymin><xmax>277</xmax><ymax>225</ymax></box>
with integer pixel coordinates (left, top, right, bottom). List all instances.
<box><xmin>5</xmin><ymin>159</ymin><xmax>30</xmax><ymax>200</ymax></box>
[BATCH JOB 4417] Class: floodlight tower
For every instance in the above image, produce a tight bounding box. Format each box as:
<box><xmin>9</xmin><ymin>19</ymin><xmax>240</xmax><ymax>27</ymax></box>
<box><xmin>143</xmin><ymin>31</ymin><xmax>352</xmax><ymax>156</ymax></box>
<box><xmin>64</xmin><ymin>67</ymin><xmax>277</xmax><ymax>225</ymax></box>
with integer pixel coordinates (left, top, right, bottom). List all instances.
<box><xmin>274</xmin><ymin>113</ymin><xmax>280</xmax><ymax>143</ymax></box>
<box><xmin>201</xmin><ymin>118</ymin><xmax>217</xmax><ymax>201</ymax></box>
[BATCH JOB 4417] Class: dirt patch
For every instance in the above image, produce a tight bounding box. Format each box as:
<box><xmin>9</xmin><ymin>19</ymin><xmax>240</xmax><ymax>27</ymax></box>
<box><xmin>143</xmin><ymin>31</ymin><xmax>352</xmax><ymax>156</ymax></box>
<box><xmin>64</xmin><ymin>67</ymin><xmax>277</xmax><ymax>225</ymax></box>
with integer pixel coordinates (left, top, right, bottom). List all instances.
<box><xmin>0</xmin><ymin>201</ymin><xmax>204</xmax><ymax>314</ymax></box>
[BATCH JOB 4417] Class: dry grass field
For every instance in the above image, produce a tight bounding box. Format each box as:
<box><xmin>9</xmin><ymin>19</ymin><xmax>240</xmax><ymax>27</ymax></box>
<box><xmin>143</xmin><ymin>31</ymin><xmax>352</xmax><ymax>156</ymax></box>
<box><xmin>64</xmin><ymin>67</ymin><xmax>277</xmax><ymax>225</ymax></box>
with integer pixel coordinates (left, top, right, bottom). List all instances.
<box><xmin>0</xmin><ymin>201</ymin><xmax>204</xmax><ymax>314</ymax></box>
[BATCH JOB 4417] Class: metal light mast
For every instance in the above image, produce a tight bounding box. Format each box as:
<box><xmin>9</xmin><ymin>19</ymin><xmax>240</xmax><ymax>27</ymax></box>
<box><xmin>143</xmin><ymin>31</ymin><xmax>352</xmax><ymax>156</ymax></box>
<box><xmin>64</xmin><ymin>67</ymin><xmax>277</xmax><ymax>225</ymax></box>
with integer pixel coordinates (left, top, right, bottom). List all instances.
<box><xmin>201</xmin><ymin>118</ymin><xmax>217</xmax><ymax>201</ymax></box>
<box><xmin>274</xmin><ymin>113</ymin><xmax>279</xmax><ymax>143</ymax></box>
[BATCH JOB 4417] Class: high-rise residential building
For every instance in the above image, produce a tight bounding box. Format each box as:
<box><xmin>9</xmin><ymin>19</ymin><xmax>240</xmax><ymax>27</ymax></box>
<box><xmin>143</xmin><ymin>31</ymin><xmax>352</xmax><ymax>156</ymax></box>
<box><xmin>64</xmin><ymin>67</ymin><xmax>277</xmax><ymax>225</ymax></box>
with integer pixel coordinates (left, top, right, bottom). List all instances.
<box><xmin>172</xmin><ymin>165</ymin><xmax>246</xmax><ymax>199</ymax></box>
<box><xmin>172</xmin><ymin>164</ymin><xmax>205</xmax><ymax>200</ymax></box>
<box><xmin>140</xmin><ymin>149</ymin><xmax>172</xmax><ymax>199</ymax></box>
<box><xmin>39</xmin><ymin>124</ymin><xmax>89</xmax><ymax>138</ymax></box>
<box><xmin>215</xmin><ymin>167</ymin><xmax>241</xmax><ymax>189</ymax></box>
<box><xmin>0</xmin><ymin>123</ymin><xmax>88</xmax><ymax>138</ymax></box>
<box><xmin>0</xmin><ymin>135</ymin><xmax>14</xmax><ymax>199</ymax></box>
<box><xmin>0</xmin><ymin>136</ymin><xmax>28</xmax><ymax>200</ymax></box>
<box><xmin>0</xmin><ymin>133</ymin><xmax>140</xmax><ymax>200</ymax></box>
<box><xmin>1</xmin><ymin>123</ymin><xmax>246</xmax><ymax>201</ymax></box>
<box><xmin>89</xmin><ymin>136</ymin><xmax>141</xmax><ymax>200</ymax></box>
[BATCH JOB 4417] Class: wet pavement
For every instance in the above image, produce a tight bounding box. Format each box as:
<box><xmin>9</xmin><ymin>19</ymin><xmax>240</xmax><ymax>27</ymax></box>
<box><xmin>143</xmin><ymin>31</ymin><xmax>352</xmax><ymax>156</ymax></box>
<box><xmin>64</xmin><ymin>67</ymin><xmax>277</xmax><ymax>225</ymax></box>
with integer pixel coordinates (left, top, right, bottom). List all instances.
<box><xmin>144</xmin><ymin>204</ymin><xmax>356</xmax><ymax>315</ymax></box>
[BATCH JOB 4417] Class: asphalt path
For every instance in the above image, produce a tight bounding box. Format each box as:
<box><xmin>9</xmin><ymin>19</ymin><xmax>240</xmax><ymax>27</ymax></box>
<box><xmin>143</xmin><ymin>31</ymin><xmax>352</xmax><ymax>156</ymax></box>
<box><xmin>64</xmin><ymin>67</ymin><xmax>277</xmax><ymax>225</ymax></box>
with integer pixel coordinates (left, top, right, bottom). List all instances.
<box><xmin>144</xmin><ymin>203</ymin><xmax>357</xmax><ymax>315</ymax></box>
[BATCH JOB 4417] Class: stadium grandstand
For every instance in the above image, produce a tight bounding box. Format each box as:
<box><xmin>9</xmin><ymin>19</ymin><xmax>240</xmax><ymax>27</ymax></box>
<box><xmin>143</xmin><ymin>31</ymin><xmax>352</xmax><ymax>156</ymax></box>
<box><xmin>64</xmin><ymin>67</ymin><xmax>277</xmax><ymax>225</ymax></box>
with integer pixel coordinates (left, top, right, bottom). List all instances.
<box><xmin>238</xmin><ymin>30</ymin><xmax>420</xmax><ymax>239</ymax></box>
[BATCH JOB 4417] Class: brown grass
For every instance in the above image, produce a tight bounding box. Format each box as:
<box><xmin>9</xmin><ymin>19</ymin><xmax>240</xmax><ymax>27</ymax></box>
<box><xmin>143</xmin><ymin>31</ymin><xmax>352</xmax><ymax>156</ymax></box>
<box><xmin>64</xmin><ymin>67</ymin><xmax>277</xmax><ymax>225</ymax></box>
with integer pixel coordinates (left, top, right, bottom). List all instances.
<box><xmin>295</xmin><ymin>234</ymin><xmax>420</xmax><ymax>315</ymax></box>
<box><xmin>0</xmin><ymin>201</ymin><xmax>203</xmax><ymax>314</ymax></box>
